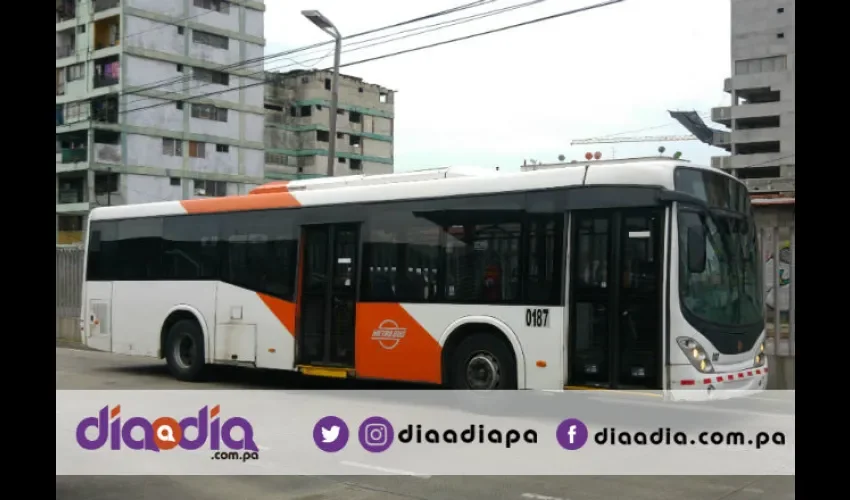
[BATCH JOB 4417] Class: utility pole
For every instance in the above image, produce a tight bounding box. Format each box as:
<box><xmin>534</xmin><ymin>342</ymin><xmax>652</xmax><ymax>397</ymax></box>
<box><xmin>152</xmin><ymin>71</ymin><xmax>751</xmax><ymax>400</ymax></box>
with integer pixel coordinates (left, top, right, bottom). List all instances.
<box><xmin>302</xmin><ymin>10</ymin><xmax>343</xmax><ymax>177</ymax></box>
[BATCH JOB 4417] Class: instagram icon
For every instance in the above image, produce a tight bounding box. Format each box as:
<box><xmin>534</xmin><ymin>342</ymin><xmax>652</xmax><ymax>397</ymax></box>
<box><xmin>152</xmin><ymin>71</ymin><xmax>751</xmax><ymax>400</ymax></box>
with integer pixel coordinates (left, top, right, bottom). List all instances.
<box><xmin>358</xmin><ymin>416</ymin><xmax>394</xmax><ymax>453</ymax></box>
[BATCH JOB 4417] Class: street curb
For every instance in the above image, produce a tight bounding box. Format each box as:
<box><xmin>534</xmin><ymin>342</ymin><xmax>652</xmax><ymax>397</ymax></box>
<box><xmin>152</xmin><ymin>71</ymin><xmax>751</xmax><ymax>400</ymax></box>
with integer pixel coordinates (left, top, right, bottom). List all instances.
<box><xmin>56</xmin><ymin>340</ymin><xmax>95</xmax><ymax>351</ymax></box>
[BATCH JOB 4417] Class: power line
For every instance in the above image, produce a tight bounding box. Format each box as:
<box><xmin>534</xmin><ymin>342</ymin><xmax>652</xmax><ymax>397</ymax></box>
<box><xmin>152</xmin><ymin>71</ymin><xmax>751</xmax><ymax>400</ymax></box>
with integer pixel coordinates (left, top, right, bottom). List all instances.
<box><xmin>127</xmin><ymin>0</ymin><xmax>551</xmax><ymax>109</ymax></box>
<box><xmin>121</xmin><ymin>0</ymin><xmax>625</xmax><ymax>116</ymax></box>
<box><xmin>120</xmin><ymin>0</ymin><xmax>505</xmax><ymax>103</ymax></box>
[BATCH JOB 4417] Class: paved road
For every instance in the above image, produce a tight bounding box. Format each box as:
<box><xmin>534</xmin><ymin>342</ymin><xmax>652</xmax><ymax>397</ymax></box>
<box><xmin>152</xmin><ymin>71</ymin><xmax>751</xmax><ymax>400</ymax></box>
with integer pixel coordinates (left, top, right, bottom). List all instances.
<box><xmin>56</xmin><ymin>346</ymin><xmax>795</xmax><ymax>500</ymax></box>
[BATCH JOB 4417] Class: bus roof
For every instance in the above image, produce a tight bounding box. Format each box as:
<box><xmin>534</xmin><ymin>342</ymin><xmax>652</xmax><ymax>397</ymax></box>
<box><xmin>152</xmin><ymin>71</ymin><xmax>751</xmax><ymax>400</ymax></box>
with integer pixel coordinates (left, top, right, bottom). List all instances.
<box><xmin>89</xmin><ymin>159</ymin><xmax>734</xmax><ymax>221</ymax></box>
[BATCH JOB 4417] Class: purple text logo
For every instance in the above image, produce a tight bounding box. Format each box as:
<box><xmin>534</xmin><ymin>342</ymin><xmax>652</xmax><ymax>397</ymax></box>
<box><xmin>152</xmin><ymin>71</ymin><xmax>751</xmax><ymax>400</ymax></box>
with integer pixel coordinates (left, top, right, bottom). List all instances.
<box><xmin>75</xmin><ymin>404</ymin><xmax>258</xmax><ymax>453</ymax></box>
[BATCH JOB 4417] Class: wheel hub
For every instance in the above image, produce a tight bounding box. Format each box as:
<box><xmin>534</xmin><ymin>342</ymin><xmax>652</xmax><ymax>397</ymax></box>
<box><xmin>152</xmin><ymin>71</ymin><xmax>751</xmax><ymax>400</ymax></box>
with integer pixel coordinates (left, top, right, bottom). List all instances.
<box><xmin>465</xmin><ymin>352</ymin><xmax>500</xmax><ymax>390</ymax></box>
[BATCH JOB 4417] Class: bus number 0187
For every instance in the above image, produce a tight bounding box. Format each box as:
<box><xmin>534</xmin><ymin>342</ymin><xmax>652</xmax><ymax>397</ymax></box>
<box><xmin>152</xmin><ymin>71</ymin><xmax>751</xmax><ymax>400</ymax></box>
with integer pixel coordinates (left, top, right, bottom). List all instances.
<box><xmin>525</xmin><ymin>308</ymin><xmax>549</xmax><ymax>328</ymax></box>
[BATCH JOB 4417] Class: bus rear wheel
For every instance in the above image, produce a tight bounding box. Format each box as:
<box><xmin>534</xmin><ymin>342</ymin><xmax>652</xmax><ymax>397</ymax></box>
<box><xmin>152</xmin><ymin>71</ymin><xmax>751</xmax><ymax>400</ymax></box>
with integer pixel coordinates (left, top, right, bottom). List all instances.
<box><xmin>449</xmin><ymin>333</ymin><xmax>517</xmax><ymax>390</ymax></box>
<box><xmin>165</xmin><ymin>319</ymin><xmax>206</xmax><ymax>382</ymax></box>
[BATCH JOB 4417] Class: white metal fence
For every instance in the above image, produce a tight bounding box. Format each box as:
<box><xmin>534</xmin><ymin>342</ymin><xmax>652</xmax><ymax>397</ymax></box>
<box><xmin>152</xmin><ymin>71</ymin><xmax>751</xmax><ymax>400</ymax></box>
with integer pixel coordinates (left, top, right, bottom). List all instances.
<box><xmin>56</xmin><ymin>245</ymin><xmax>84</xmax><ymax>341</ymax></box>
<box><xmin>759</xmin><ymin>225</ymin><xmax>795</xmax><ymax>358</ymax></box>
<box><xmin>55</xmin><ymin>226</ymin><xmax>796</xmax><ymax>358</ymax></box>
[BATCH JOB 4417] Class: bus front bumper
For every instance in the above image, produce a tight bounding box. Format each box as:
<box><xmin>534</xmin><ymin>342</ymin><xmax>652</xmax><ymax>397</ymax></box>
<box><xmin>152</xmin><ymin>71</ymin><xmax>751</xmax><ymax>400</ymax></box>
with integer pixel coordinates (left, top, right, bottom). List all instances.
<box><xmin>668</xmin><ymin>363</ymin><xmax>768</xmax><ymax>401</ymax></box>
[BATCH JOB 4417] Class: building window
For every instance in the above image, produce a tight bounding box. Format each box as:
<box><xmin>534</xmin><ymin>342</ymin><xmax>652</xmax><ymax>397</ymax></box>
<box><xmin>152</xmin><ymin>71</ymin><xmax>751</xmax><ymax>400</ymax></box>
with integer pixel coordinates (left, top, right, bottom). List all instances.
<box><xmin>265</xmin><ymin>152</ymin><xmax>289</xmax><ymax>165</ymax></box>
<box><xmin>176</xmin><ymin>101</ymin><xmax>184</xmax><ymax>110</ymax></box>
<box><xmin>349</xmin><ymin>135</ymin><xmax>361</xmax><ymax>147</ymax></box>
<box><xmin>777</xmin><ymin>7</ymin><xmax>784</xmax><ymax>13</ymax></box>
<box><xmin>316</xmin><ymin>130</ymin><xmax>330</xmax><ymax>142</ymax></box>
<box><xmin>350</xmin><ymin>159</ymin><xmax>363</xmax><ymax>170</ymax></box>
<box><xmin>170</xmin><ymin>177</ymin><xmax>181</xmax><ymax>186</ymax></box>
<box><xmin>189</xmin><ymin>141</ymin><xmax>206</xmax><ymax>158</ymax></box>
<box><xmin>191</xmin><ymin>103</ymin><xmax>228</xmax><ymax>122</ymax></box>
<box><xmin>178</xmin><ymin>26</ymin><xmax>185</xmax><ymax>35</ymax></box>
<box><xmin>192</xmin><ymin>29</ymin><xmax>229</xmax><ymax>50</ymax></box>
<box><xmin>193</xmin><ymin>68</ymin><xmax>230</xmax><ymax>85</ymax></box>
<box><xmin>350</xmin><ymin>111</ymin><xmax>362</xmax><ymax>123</ymax></box>
<box><xmin>300</xmin><ymin>105</ymin><xmax>312</xmax><ymax>117</ymax></box>
<box><xmin>77</xmin><ymin>24</ymin><xmax>86</xmax><ymax>34</ymax></box>
<box><xmin>162</xmin><ymin>138</ymin><xmax>183</xmax><ymax>156</ymax></box>
<box><xmin>324</xmin><ymin>78</ymin><xmax>331</xmax><ymax>90</ymax></box>
<box><xmin>194</xmin><ymin>179</ymin><xmax>226</xmax><ymax>197</ymax></box>
<box><xmin>379</xmin><ymin>92</ymin><xmax>388</xmax><ymax>103</ymax></box>
<box><xmin>734</xmin><ymin>55</ymin><xmax>787</xmax><ymax>75</ymax></box>
<box><xmin>66</xmin><ymin>64</ymin><xmax>84</xmax><ymax>82</ymax></box>
<box><xmin>216</xmin><ymin>144</ymin><xmax>229</xmax><ymax>153</ymax></box>
<box><xmin>194</xmin><ymin>0</ymin><xmax>230</xmax><ymax>13</ymax></box>
<box><xmin>777</xmin><ymin>32</ymin><xmax>784</xmax><ymax>39</ymax></box>
<box><xmin>177</xmin><ymin>64</ymin><xmax>184</xmax><ymax>72</ymax></box>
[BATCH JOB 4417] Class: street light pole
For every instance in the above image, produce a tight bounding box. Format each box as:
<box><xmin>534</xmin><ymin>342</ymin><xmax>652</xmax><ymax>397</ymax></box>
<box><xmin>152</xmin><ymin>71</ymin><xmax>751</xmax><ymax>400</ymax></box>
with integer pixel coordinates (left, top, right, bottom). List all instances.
<box><xmin>302</xmin><ymin>10</ymin><xmax>342</xmax><ymax>178</ymax></box>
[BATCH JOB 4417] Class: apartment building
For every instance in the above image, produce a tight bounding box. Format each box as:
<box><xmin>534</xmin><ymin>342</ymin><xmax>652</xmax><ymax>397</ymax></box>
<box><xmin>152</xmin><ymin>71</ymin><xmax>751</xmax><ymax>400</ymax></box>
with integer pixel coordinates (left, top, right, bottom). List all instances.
<box><xmin>55</xmin><ymin>0</ymin><xmax>266</xmax><ymax>244</ymax></box>
<box><xmin>263</xmin><ymin>70</ymin><xmax>395</xmax><ymax>179</ymax></box>
<box><xmin>710</xmin><ymin>0</ymin><xmax>795</xmax><ymax>195</ymax></box>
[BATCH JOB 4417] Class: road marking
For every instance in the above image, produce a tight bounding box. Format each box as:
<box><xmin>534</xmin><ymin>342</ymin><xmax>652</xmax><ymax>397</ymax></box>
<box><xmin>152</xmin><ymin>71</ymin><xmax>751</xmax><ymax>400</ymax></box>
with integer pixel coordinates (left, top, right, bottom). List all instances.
<box><xmin>743</xmin><ymin>488</ymin><xmax>765</xmax><ymax>494</ymax></box>
<box><xmin>522</xmin><ymin>493</ymin><xmax>567</xmax><ymax>500</ymax></box>
<box><xmin>339</xmin><ymin>461</ymin><xmax>431</xmax><ymax>478</ymax></box>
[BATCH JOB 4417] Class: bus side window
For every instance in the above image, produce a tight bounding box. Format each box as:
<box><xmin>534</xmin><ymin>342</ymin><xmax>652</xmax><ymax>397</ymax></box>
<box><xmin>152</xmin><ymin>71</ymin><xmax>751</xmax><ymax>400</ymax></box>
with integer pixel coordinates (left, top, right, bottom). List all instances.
<box><xmin>87</xmin><ymin>220</ymin><xmax>118</xmax><ymax>281</ymax></box>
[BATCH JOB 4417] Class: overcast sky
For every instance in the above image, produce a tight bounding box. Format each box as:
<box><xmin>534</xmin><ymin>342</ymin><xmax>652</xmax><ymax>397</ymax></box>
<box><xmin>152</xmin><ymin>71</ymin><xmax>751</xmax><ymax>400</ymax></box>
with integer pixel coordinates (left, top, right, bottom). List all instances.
<box><xmin>263</xmin><ymin>0</ymin><xmax>732</xmax><ymax>171</ymax></box>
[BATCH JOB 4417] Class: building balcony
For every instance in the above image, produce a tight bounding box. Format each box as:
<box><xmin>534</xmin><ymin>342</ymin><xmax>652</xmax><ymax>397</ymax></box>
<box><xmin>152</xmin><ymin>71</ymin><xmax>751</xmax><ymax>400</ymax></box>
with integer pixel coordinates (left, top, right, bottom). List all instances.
<box><xmin>94</xmin><ymin>0</ymin><xmax>120</xmax><ymax>13</ymax></box>
<box><xmin>732</xmin><ymin>128</ymin><xmax>783</xmax><ymax>144</ymax></box>
<box><xmin>732</xmin><ymin>101</ymin><xmax>790</xmax><ymax>120</ymax></box>
<box><xmin>58</xmin><ymin>189</ymin><xmax>86</xmax><ymax>204</ymax></box>
<box><xmin>94</xmin><ymin>75</ymin><xmax>119</xmax><ymax>88</ymax></box>
<box><xmin>56</xmin><ymin>44</ymin><xmax>74</xmax><ymax>59</ymax></box>
<box><xmin>93</xmin><ymin>56</ymin><xmax>120</xmax><ymax>88</ymax></box>
<box><xmin>723</xmin><ymin>78</ymin><xmax>732</xmax><ymax>93</ymax></box>
<box><xmin>56</xmin><ymin>0</ymin><xmax>76</xmax><ymax>23</ymax></box>
<box><xmin>59</xmin><ymin>149</ymin><xmax>88</xmax><ymax>164</ymax></box>
<box><xmin>711</xmin><ymin>106</ymin><xmax>731</xmax><ymax>126</ymax></box>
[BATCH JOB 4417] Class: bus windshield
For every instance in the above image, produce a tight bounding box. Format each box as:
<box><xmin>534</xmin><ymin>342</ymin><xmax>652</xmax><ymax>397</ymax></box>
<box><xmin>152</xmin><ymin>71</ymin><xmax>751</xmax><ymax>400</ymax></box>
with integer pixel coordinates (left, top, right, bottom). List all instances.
<box><xmin>677</xmin><ymin>208</ymin><xmax>762</xmax><ymax>326</ymax></box>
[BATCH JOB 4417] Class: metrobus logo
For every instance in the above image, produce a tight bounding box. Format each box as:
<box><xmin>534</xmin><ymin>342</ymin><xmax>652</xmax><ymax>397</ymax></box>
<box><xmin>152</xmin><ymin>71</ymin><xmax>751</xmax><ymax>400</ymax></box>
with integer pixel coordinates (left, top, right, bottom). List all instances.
<box><xmin>75</xmin><ymin>405</ymin><xmax>259</xmax><ymax>453</ymax></box>
<box><xmin>372</xmin><ymin>320</ymin><xmax>407</xmax><ymax>349</ymax></box>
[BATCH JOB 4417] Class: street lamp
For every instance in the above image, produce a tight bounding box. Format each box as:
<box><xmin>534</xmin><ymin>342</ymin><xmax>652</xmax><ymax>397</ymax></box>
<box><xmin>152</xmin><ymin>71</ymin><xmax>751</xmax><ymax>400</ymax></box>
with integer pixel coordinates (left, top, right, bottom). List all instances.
<box><xmin>302</xmin><ymin>10</ymin><xmax>342</xmax><ymax>177</ymax></box>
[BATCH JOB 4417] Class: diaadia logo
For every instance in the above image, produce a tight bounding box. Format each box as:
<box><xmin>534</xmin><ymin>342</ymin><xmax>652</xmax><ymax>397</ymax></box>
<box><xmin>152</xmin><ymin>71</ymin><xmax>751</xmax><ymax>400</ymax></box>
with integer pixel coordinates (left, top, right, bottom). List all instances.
<box><xmin>75</xmin><ymin>405</ymin><xmax>259</xmax><ymax>459</ymax></box>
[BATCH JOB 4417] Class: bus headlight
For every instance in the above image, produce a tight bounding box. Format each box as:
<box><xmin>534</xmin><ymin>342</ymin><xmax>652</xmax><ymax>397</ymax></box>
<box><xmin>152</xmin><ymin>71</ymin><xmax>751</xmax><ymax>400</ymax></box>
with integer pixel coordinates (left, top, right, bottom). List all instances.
<box><xmin>754</xmin><ymin>341</ymin><xmax>766</xmax><ymax>367</ymax></box>
<box><xmin>676</xmin><ymin>337</ymin><xmax>714</xmax><ymax>373</ymax></box>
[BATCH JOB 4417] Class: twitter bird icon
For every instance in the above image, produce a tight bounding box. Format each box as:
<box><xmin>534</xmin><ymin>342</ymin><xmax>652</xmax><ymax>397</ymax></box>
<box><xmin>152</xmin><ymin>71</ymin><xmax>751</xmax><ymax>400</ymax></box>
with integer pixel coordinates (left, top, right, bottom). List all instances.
<box><xmin>313</xmin><ymin>416</ymin><xmax>349</xmax><ymax>452</ymax></box>
<box><xmin>322</xmin><ymin>425</ymin><xmax>340</xmax><ymax>443</ymax></box>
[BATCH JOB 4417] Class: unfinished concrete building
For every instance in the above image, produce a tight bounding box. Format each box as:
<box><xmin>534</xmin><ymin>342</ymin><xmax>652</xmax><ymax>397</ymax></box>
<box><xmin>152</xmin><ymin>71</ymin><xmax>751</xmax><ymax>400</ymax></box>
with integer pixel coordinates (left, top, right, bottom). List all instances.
<box><xmin>263</xmin><ymin>70</ymin><xmax>394</xmax><ymax>179</ymax></box>
<box><xmin>710</xmin><ymin>0</ymin><xmax>795</xmax><ymax>196</ymax></box>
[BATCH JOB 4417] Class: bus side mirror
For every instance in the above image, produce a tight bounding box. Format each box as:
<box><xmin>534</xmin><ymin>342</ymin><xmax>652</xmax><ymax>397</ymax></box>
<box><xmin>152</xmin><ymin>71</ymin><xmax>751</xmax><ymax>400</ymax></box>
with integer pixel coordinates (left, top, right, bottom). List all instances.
<box><xmin>687</xmin><ymin>226</ymin><xmax>706</xmax><ymax>273</ymax></box>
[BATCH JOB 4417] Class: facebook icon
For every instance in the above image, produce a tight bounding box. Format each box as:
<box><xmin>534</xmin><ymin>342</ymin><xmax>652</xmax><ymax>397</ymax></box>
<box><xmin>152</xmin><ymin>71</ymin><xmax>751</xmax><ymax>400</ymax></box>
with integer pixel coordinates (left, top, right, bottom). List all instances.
<box><xmin>556</xmin><ymin>418</ymin><xmax>589</xmax><ymax>450</ymax></box>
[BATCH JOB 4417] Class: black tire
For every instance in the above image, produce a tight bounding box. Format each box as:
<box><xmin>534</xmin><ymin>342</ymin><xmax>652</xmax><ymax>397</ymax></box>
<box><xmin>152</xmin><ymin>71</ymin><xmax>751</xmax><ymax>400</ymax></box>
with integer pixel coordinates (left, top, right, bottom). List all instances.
<box><xmin>164</xmin><ymin>319</ymin><xmax>206</xmax><ymax>382</ymax></box>
<box><xmin>449</xmin><ymin>333</ymin><xmax>517</xmax><ymax>390</ymax></box>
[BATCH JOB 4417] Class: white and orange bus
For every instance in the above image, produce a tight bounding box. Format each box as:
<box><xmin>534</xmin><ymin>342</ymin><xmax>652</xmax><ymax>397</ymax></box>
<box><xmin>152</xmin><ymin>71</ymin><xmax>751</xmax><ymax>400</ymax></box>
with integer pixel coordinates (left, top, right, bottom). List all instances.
<box><xmin>81</xmin><ymin>159</ymin><xmax>768</xmax><ymax>397</ymax></box>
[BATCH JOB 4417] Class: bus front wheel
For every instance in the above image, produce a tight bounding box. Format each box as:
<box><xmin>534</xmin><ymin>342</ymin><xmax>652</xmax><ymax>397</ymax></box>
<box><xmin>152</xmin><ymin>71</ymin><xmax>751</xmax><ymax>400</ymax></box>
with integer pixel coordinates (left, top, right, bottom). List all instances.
<box><xmin>164</xmin><ymin>319</ymin><xmax>206</xmax><ymax>382</ymax></box>
<box><xmin>449</xmin><ymin>333</ymin><xmax>517</xmax><ymax>390</ymax></box>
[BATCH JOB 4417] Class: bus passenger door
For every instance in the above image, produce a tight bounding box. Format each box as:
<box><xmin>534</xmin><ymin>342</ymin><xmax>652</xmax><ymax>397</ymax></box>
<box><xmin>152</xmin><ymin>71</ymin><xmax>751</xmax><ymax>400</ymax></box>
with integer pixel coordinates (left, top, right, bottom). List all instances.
<box><xmin>568</xmin><ymin>208</ymin><xmax>663</xmax><ymax>390</ymax></box>
<box><xmin>297</xmin><ymin>223</ymin><xmax>359</xmax><ymax>367</ymax></box>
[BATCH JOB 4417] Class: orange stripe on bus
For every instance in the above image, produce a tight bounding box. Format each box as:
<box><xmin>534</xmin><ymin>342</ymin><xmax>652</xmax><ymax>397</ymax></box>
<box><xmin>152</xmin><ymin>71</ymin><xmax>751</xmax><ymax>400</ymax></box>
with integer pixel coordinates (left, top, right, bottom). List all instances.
<box><xmin>180</xmin><ymin>192</ymin><xmax>300</xmax><ymax>214</ymax></box>
<box><xmin>257</xmin><ymin>293</ymin><xmax>296</xmax><ymax>337</ymax></box>
<box><xmin>249</xmin><ymin>181</ymin><xmax>291</xmax><ymax>195</ymax></box>
<box><xmin>355</xmin><ymin>303</ymin><xmax>442</xmax><ymax>385</ymax></box>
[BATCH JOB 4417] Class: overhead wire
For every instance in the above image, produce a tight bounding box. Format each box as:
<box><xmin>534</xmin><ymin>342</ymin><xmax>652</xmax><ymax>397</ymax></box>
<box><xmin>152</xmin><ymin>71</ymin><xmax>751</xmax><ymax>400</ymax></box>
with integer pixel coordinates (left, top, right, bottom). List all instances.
<box><xmin>121</xmin><ymin>0</ymin><xmax>624</xmax><ymax>116</ymax></box>
<box><xmin>120</xmin><ymin>0</ymin><xmax>505</xmax><ymax>102</ymax></box>
<box><xmin>127</xmin><ymin>0</ymin><xmax>551</xmax><ymax>109</ymax></box>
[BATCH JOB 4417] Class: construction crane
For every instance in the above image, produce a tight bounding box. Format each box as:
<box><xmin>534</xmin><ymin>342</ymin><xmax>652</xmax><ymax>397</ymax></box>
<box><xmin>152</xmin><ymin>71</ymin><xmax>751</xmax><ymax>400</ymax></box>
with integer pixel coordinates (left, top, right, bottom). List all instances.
<box><xmin>571</xmin><ymin>134</ymin><xmax>697</xmax><ymax>145</ymax></box>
